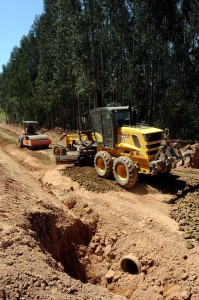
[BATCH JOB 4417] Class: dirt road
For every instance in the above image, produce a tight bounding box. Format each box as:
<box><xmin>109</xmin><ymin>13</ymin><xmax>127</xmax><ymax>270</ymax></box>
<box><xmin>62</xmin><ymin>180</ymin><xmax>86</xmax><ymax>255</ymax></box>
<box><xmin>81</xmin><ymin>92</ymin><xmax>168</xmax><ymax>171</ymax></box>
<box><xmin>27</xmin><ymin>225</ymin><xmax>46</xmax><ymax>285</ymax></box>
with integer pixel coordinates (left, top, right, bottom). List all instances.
<box><xmin>0</xmin><ymin>123</ymin><xmax>199</xmax><ymax>300</ymax></box>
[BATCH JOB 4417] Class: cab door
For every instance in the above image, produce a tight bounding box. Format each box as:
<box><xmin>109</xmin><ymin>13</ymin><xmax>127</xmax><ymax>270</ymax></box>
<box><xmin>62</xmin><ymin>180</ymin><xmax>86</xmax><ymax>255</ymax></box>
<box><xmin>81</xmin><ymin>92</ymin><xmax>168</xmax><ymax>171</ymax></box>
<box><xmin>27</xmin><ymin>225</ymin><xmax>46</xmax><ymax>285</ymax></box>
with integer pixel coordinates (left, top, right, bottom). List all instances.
<box><xmin>90</xmin><ymin>109</ymin><xmax>114</xmax><ymax>148</ymax></box>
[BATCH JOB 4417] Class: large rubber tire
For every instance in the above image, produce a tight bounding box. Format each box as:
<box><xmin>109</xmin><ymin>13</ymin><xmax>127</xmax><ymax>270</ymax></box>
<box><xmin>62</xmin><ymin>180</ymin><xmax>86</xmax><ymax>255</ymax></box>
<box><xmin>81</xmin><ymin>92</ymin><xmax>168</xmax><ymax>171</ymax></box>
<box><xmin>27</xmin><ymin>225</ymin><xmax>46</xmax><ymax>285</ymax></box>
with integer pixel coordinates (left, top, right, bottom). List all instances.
<box><xmin>113</xmin><ymin>156</ymin><xmax>138</xmax><ymax>188</ymax></box>
<box><xmin>18</xmin><ymin>135</ymin><xmax>24</xmax><ymax>148</ymax></box>
<box><xmin>94</xmin><ymin>151</ymin><xmax>113</xmax><ymax>178</ymax></box>
<box><xmin>53</xmin><ymin>145</ymin><xmax>66</xmax><ymax>156</ymax></box>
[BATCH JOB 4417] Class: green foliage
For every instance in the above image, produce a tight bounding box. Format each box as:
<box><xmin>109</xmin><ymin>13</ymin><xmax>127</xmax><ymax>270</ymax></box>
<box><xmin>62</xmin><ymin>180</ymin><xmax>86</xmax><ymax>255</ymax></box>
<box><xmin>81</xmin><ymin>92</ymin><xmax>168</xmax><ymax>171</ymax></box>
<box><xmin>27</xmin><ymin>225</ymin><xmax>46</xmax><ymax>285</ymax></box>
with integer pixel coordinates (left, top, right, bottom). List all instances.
<box><xmin>0</xmin><ymin>110</ymin><xmax>6</xmax><ymax>122</ymax></box>
<box><xmin>0</xmin><ymin>0</ymin><xmax>198</xmax><ymax>138</ymax></box>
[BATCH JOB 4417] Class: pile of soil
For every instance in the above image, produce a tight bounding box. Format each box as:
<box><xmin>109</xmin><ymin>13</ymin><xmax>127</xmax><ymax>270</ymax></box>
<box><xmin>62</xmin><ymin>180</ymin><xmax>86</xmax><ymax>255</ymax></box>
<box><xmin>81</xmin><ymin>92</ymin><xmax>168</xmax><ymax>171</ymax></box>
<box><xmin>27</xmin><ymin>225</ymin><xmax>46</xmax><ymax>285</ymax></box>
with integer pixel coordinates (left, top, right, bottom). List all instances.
<box><xmin>63</xmin><ymin>165</ymin><xmax>123</xmax><ymax>193</ymax></box>
<box><xmin>184</xmin><ymin>144</ymin><xmax>199</xmax><ymax>168</ymax></box>
<box><xmin>190</xmin><ymin>144</ymin><xmax>199</xmax><ymax>168</ymax></box>
<box><xmin>171</xmin><ymin>190</ymin><xmax>199</xmax><ymax>245</ymax></box>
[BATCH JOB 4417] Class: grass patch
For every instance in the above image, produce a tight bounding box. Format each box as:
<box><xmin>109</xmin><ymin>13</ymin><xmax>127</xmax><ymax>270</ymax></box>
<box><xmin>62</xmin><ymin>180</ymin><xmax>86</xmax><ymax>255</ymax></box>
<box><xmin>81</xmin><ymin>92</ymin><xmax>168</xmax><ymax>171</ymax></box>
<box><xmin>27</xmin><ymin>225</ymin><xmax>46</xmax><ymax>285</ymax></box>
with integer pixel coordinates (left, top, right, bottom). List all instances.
<box><xmin>0</xmin><ymin>110</ymin><xmax>6</xmax><ymax>122</ymax></box>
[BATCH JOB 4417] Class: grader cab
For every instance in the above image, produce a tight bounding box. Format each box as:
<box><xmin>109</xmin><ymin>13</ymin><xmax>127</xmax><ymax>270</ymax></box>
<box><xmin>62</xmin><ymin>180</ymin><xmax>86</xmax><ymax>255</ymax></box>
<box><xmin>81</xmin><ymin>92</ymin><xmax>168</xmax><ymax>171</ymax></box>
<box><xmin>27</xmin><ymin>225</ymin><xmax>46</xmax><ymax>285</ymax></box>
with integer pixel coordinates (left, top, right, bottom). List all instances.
<box><xmin>53</xmin><ymin>106</ymin><xmax>193</xmax><ymax>188</ymax></box>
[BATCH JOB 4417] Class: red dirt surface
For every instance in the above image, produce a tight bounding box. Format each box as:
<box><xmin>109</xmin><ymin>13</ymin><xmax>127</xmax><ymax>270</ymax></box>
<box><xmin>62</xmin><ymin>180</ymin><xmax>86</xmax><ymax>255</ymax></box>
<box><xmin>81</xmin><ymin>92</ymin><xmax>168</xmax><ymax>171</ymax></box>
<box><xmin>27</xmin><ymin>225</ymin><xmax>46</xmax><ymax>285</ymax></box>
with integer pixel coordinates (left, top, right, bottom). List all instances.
<box><xmin>0</xmin><ymin>122</ymin><xmax>199</xmax><ymax>300</ymax></box>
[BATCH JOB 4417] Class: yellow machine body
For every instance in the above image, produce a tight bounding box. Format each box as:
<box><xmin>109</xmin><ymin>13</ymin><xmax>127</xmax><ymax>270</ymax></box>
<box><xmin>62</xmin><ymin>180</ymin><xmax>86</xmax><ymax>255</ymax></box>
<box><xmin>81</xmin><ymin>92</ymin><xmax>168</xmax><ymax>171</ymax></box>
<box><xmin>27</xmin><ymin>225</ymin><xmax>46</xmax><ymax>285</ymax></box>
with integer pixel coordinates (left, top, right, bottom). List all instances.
<box><xmin>97</xmin><ymin>126</ymin><xmax>163</xmax><ymax>175</ymax></box>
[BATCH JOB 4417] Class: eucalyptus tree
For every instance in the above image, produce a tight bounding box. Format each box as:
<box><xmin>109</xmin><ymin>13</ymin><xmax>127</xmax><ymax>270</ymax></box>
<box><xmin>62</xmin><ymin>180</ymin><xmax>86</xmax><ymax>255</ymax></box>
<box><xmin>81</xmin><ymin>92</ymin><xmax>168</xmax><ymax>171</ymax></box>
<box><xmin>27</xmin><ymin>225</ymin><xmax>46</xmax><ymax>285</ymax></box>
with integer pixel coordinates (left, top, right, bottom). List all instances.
<box><xmin>0</xmin><ymin>0</ymin><xmax>198</xmax><ymax>138</ymax></box>
<box><xmin>80</xmin><ymin>0</ymin><xmax>108</xmax><ymax>109</ymax></box>
<box><xmin>16</xmin><ymin>33</ymin><xmax>39</xmax><ymax>121</ymax></box>
<box><xmin>0</xmin><ymin>30</ymin><xmax>39</xmax><ymax>124</ymax></box>
<box><xmin>35</xmin><ymin>0</ymin><xmax>59</xmax><ymax>127</ymax></box>
<box><xmin>53</xmin><ymin>0</ymin><xmax>84</xmax><ymax>129</ymax></box>
<box><xmin>0</xmin><ymin>61</ymin><xmax>19</xmax><ymax>123</ymax></box>
<box><xmin>161</xmin><ymin>0</ymin><xmax>199</xmax><ymax>137</ymax></box>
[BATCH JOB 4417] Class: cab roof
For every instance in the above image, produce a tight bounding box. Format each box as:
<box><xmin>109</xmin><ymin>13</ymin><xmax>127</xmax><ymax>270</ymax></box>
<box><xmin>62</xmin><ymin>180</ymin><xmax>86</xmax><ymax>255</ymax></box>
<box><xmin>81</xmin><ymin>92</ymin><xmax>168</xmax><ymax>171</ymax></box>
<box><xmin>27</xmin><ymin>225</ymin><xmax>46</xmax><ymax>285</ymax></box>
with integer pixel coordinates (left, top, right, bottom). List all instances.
<box><xmin>123</xmin><ymin>124</ymin><xmax>163</xmax><ymax>134</ymax></box>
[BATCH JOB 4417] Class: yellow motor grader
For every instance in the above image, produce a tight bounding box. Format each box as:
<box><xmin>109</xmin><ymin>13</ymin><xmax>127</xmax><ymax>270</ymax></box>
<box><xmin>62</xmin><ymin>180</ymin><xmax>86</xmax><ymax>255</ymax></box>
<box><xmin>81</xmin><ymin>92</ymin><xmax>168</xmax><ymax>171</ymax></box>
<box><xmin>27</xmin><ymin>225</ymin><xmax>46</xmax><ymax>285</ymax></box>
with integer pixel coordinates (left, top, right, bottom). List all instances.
<box><xmin>53</xmin><ymin>106</ymin><xmax>193</xmax><ymax>188</ymax></box>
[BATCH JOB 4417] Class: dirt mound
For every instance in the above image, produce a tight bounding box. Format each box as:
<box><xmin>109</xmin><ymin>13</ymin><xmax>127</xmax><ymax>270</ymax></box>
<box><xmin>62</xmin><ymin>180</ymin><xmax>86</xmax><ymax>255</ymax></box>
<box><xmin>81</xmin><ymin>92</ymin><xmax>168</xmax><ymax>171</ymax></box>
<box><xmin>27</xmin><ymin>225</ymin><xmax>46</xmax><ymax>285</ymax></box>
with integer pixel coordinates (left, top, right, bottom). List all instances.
<box><xmin>191</xmin><ymin>144</ymin><xmax>199</xmax><ymax>168</ymax></box>
<box><xmin>63</xmin><ymin>165</ymin><xmax>124</xmax><ymax>193</ymax></box>
<box><xmin>184</xmin><ymin>143</ymin><xmax>199</xmax><ymax>168</ymax></box>
<box><xmin>171</xmin><ymin>189</ymin><xmax>199</xmax><ymax>244</ymax></box>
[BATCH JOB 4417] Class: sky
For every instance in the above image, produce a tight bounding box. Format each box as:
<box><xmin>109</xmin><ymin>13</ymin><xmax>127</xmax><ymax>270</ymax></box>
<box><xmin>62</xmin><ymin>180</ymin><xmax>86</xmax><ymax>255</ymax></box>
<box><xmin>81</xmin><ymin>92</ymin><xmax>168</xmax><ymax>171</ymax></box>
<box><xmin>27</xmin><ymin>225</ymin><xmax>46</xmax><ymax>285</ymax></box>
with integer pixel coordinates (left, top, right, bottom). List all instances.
<box><xmin>0</xmin><ymin>0</ymin><xmax>44</xmax><ymax>72</ymax></box>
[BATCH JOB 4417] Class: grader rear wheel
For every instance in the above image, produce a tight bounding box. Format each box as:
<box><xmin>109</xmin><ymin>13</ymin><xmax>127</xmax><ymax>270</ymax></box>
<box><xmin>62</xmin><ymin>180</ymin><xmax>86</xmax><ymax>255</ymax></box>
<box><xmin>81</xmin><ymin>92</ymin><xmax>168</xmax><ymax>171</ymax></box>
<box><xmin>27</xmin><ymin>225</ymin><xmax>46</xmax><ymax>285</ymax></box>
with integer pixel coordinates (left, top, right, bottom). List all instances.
<box><xmin>94</xmin><ymin>151</ymin><xmax>113</xmax><ymax>178</ymax></box>
<box><xmin>113</xmin><ymin>156</ymin><xmax>138</xmax><ymax>188</ymax></box>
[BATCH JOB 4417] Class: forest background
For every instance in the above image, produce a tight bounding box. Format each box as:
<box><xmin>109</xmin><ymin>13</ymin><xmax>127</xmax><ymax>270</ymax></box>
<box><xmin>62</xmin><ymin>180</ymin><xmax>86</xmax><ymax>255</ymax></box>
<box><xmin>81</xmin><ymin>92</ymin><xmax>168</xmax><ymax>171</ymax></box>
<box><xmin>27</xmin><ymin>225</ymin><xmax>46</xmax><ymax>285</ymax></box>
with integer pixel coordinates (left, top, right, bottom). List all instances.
<box><xmin>0</xmin><ymin>0</ymin><xmax>198</xmax><ymax>139</ymax></box>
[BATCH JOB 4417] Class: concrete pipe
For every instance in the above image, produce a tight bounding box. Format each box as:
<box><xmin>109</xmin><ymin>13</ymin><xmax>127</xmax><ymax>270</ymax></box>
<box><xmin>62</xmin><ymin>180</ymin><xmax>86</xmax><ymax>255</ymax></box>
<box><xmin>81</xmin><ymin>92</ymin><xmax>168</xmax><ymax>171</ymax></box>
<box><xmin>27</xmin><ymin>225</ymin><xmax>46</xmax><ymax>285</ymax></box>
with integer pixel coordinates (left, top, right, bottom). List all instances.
<box><xmin>120</xmin><ymin>253</ymin><xmax>141</xmax><ymax>275</ymax></box>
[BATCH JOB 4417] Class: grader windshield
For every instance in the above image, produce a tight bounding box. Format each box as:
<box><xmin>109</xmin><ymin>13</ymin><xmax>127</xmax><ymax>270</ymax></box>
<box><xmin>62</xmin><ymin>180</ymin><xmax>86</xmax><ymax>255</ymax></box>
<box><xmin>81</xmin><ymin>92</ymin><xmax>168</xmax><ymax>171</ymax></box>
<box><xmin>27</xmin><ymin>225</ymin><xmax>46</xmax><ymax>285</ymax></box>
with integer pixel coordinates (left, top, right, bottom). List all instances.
<box><xmin>90</xmin><ymin>106</ymin><xmax>135</xmax><ymax>148</ymax></box>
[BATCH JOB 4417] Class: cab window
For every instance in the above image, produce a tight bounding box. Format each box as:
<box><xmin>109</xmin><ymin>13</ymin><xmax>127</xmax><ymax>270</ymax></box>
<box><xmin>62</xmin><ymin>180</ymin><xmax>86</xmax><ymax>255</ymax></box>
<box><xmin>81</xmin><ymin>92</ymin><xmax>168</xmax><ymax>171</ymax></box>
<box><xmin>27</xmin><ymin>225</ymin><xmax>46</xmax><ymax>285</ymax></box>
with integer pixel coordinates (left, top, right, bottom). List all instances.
<box><xmin>132</xmin><ymin>135</ymin><xmax>141</xmax><ymax>148</ymax></box>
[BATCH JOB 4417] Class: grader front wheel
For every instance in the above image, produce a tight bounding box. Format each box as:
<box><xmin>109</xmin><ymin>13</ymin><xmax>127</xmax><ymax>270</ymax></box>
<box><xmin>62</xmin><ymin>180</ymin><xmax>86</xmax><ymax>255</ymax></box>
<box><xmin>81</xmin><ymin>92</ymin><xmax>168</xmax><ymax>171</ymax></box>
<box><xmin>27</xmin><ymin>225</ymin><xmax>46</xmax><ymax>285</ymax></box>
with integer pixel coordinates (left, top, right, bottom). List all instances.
<box><xmin>113</xmin><ymin>156</ymin><xmax>138</xmax><ymax>188</ymax></box>
<box><xmin>53</xmin><ymin>145</ymin><xmax>66</xmax><ymax>156</ymax></box>
<box><xmin>94</xmin><ymin>151</ymin><xmax>113</xmax><ymax>178</ymax></box>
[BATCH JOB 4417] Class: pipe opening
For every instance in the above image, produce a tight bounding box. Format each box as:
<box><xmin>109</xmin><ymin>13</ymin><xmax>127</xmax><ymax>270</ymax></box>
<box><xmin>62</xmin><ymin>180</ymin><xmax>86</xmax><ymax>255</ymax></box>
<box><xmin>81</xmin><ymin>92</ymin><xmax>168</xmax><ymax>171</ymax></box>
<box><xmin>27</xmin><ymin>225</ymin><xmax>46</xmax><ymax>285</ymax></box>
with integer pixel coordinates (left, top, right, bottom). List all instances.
<box><xmin>120</xmin><ymin>254</ymin><xmax>141</xmax><ymax>275</ymax></box>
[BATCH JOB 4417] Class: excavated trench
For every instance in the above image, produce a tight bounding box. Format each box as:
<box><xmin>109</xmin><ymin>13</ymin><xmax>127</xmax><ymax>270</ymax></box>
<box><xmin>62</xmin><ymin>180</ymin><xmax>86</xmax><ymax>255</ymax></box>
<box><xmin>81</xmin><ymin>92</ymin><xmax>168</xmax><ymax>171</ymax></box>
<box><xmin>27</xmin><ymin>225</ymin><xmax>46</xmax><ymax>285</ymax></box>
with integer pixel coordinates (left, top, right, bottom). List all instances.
<box><xmin>28</xmin><ymin>209</ymin><xmax>96</xmax><ymax>283</ymax></box>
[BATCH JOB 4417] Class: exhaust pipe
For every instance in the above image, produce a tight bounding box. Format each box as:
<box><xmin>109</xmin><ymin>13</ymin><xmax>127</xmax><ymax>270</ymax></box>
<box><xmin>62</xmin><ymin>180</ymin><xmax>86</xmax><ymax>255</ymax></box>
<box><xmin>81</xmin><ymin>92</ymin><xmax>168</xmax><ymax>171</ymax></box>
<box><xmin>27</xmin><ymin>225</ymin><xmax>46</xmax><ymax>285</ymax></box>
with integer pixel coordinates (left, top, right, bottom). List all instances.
<box><xmin>120</xmin><ymin>254</ymin><xmax>141</xmax><ymax>275</ymax></box>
